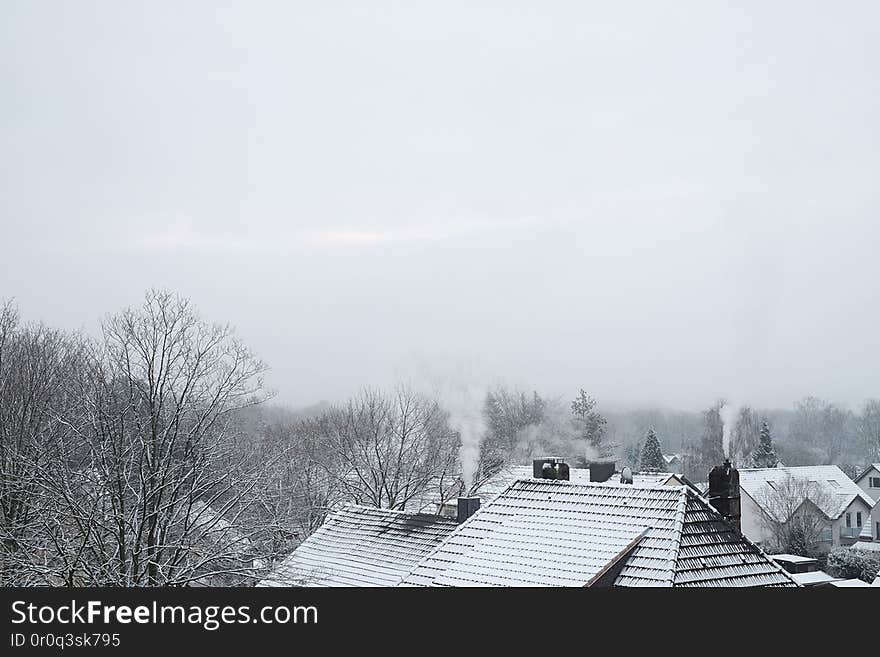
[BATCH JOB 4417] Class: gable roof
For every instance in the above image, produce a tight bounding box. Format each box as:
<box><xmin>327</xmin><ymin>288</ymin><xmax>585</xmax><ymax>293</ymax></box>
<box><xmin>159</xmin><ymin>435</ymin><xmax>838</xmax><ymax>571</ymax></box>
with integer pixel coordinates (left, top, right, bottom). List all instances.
<box><xmin>400</xmin><ymin>479</ymin><xmax>796</xmax><ymax>587</ymax></box>
<box><xmin>854</xmin><ymin>463</ymin><xmax>880</xmax><ymax>485</ymax></box>
<box><xmin>258</xmin><ymin>505</ymin><xmax>458</xmax><ymax>587</ymax></box>
<box><xmin>738</xmin><ymin>465</ymin><xmax>875</xmax><ymax>520</ymax></box>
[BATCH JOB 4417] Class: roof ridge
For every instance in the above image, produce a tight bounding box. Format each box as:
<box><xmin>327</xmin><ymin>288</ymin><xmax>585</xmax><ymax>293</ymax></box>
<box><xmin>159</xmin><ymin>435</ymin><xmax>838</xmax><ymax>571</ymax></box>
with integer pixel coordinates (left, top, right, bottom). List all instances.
<box><xmin>341</xmin><ymin>503</ymin><xmax>457</xmax><ymax>521</ymax></box>
<box><xmin>668</xmin><ymin>487</ymin><xmax>688</xmax><ymax>587</ymax></box>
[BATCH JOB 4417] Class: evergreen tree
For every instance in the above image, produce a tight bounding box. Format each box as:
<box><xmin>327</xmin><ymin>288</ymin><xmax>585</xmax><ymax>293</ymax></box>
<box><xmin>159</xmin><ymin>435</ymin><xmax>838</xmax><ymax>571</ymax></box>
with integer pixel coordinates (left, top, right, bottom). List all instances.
<box><xmin>640</xmin><ymin>428</ymin><xmax>666</xmax><ymax>472</ymax></box>
<box><xmin>751</xmin><ymin>420</ymin><xmax>779</xmax><ymax>468</ymax></box>
<box><xmin>571</xmin><ymin>389</ymin><xmax>609</xmax><ymax>457</ymax></box>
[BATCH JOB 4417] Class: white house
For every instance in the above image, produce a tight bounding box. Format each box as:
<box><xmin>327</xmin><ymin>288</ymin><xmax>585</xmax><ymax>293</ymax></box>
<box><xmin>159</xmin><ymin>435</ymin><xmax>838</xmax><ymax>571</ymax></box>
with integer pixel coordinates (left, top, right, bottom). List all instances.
<box><xmin>854</xmin><ymin>463</ymin><xmax>880</xmax><ymax>541</ymax></box>
<box><xmin>738</xmin><ymin>465</ymin><xmax>875</xmax><ymax>551</ymax></box>
<box><xmin>662</xmin><ymin>454</ymin><xmax>682</xmax><ymax>472</ymax></box>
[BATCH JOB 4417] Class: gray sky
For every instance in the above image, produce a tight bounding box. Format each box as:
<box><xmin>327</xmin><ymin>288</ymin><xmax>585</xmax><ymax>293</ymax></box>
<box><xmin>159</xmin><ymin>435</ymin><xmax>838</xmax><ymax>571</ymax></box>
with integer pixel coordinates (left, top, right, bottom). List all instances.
<box><xmin>2</xmin><ymin>2</ymin><xmax>879</xmax><ymax>410</ymax></box>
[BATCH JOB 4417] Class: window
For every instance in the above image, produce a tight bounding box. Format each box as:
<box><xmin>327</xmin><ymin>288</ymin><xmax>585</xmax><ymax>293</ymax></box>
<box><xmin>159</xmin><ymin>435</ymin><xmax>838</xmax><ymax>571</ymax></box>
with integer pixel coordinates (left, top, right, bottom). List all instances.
<box><xmin>856</xmin><ymin>512</ymin><xmax>862</xmax><ymax>528</ymax></box>
<box><xmin>846</xmin><ymin>512</ymin><xmax>851</xmax><ymax>528</ymax></box>
<box><xmin>877</xmin><ymin>521</ymin><xmax>880</xmax><ymax>540</ymax></box>
<box><xmin>870</xmin><ymin>477</ymin><xmax>880</xmax><ymax>488</ymax></box>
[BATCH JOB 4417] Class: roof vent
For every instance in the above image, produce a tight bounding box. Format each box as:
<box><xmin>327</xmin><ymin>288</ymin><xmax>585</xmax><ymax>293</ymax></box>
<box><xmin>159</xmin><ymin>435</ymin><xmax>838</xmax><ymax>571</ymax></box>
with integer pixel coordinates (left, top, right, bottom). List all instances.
<box><xmin>620</xmin><ymin>466</ymin><xmax>633</xmax><ymax>484</ymax></box>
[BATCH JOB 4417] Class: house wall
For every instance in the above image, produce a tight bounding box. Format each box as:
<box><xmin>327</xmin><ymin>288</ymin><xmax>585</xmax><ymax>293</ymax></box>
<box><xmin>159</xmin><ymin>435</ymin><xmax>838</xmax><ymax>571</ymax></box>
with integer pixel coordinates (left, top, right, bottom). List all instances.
<box><xmin>832</xmin><ymin>498</ymin><xmax>874</xmax><ymax>546</ymax></box>
<box><xmin>856</xmin><ymin>466</ymin><xmax>880</xmax><ymax>503</ymax></box>
<box><xmin>873</xmin><ymin>504</ymin><xmax>880</xmax><ymax>541</ymax></box>
<box><xmin>740</xmin><ymin>489</ymin><xmax>773</xmax><ymax>546</ymax></box>
<box><xmin>738</xmin><ymin>488</ymin><xmax>874</xmax><ymax>552</ymax></box>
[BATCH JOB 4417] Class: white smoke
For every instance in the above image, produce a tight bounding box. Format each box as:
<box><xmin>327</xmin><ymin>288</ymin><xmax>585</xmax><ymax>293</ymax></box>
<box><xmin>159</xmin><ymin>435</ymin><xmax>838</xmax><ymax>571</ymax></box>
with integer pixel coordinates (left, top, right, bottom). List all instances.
<box><xmin>450</xmin><ymin>394</ymin><xmax>486</xmax><ymax>491</ymax></box>
<box><xmin>394</xmin><ymin>357</ymin><xmax>488</xmax><ymax>491</ymax></box>
<box><xmin>719</xmin><ymin>399</ymin><xmax>738</xmax><ymax>459</ymax></box>
<box><xmin>435</xmin><ymin>377</ymin><xmax>488</xmax><ymax>490</ymax></box>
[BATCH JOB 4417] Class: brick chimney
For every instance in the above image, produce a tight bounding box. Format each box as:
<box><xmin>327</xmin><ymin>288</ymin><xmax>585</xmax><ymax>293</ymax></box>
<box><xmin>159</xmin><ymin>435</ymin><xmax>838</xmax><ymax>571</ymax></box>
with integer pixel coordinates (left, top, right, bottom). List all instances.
<box><xmin>589</xmin><ymin>461</ymin><xmax>616</xmax><ymax>483</ymax></box>
<box><xmin>708</xmin><ymin>459</ymin><xmax>741</xmax><ymax>534</ymax></box>
<box><xmin>532</xmin><ymin>457</ymin><xmax>570</xmax><ymax>481</ymax></box>
<box><xmin>456</xmin><ymin>496</ymin><xmax>481</xmax><ymax>524</ymax></box>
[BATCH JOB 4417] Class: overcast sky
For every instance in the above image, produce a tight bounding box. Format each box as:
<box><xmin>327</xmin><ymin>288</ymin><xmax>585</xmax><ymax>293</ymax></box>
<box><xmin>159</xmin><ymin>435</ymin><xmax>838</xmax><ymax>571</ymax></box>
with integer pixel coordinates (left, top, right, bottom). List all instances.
<box><xmin>2</xmin><ymin>2</ymin><xmax>879</xmax><ymax>410</ymax></box>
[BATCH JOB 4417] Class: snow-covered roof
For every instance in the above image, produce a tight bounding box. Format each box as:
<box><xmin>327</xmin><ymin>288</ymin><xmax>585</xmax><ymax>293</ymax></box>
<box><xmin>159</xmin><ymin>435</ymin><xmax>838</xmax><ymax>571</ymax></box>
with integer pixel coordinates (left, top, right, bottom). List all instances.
<box><xmin>662</xmin><ymin>454</ymin><xmax>680</xmax><ymax>464</ymax></box>
<box><xmin>791</xmin><ymin>571</ymin><xmax>837</xmax><ymax>586</ymax></box>
<box><xmin>401</xmin><ymin>479</ymin><xmax>797</xmax><ymax>588</ymax></box>
<box><xmin>415</xmin><ymin>466</ymin><xmax>685</xmax><ymax>514</ymax></box>
<box><xmin>827</xmin><ymin>578</ymin><xmax>871</xmax><ymax>587</ymax></box>
<box><xmin>873</xmin><ymin>576</ymin><xmax>880</xmax><ymax>587</ymax></box>
<box><xmin>852</xmin><ymin>541</ymin><xmax>880</xmax><ymax>553</ymax></box>
<box><xmin>769</xmin><ymin>553</ymin><xmax>817</xmax><ymax>565</ymax></box>
<box><xmin>258</xmin><ymin>505</ymin><xmax>457</xmax><ymax>587</ymax></box>
<box><xmin>738</xmin><ymin>465</ymin><xmax>875</xmax><ymax>520</ymax></box>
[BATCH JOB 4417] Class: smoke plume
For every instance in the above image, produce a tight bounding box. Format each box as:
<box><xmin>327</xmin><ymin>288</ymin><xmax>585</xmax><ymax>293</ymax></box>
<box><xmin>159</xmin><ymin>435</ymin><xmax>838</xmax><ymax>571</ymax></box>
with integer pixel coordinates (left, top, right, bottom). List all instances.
<box><xmin>395</xmin><ymin>357</ymin><xmax>488</xmax><ymax>490</ymax></box>
<box><xmin>719</xmin><ymin>399</ymin><xmax>738</xmax><ymax>459</ymax></box>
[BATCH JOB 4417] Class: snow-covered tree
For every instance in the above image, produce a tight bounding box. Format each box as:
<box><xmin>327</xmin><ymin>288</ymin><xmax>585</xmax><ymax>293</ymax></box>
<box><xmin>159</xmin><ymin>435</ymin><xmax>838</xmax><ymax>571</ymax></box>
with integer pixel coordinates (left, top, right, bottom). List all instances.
<box><xmin>731</xmin><ymin>406</ymin><xmax>761</xmax><ymax>466</ymax></box>
<box><xmin>757</xmin><ymin>474</ymin><xmax>834</xmax><ymax>556</ymax></box>
<box><xmin>698</xmin><ymin>401</ymin><xmax>725</xmax><ymax>475</ymax></box>
<box><xmin>826</xmin><ymin>547</ymin><xmax>880</xmax><ymax>583</ymax></box>
<box><xmin>570</xmin><ymin>389</ymin><xmax>609</xmax><ymax>457</ymax></box>
<box><xmin>640</xmin><ymin>428</ymin><xmax>665</xmax><ymax>472</ymax></box>
<box><xmin>751</xmin><ymin>420</ymin><xmax>779</xmax><ymax>468</ymax></box>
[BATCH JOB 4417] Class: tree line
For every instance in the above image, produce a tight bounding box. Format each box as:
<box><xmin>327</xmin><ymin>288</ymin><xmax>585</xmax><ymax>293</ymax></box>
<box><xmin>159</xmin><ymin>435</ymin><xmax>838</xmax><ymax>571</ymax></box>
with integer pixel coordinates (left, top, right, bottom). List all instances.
<box><xmin>2</xmin><ymin>290</ymin><xmax>878</xmax><ymax>585</ymax></box>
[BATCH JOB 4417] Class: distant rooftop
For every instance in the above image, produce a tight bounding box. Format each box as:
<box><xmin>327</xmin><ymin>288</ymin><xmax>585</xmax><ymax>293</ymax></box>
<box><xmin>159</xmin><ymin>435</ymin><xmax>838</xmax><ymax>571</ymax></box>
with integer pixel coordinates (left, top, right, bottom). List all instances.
<box><xmin>739</xmin><ymin>465</ymin><xmax>875</xmax><ymax>520</ymax></box>
<box><xmin>855</xmin><ymin>463</ymin><xmax>880</xmax><ymax>483</ymax></box>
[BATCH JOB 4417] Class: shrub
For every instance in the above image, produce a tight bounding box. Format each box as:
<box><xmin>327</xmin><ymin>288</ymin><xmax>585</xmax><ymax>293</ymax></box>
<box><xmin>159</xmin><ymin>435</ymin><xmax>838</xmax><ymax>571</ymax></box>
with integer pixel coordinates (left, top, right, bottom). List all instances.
<box><xmin>825</xmin><ymin>547</ymin><xmax>880</xmax><ymax>583</ymax></box>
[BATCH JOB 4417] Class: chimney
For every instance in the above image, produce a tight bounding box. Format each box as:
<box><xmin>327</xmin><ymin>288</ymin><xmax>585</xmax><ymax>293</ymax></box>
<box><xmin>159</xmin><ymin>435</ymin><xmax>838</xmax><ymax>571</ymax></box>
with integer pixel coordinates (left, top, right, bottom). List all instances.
<box><xmin>532</xmin><ymin>457</ymin><xmax>570</xmax><ymax>481</ymax></box>
<box><xmin>708</xmin><ymin>459</ymin><xmax>741</xmax><ymax>534</ymax></box>
<box><xmin>456</xmin><ymin>496</ymin><xmax>480</xmax><ymax>524</ymax></box>
<box><xmin>589</xmin><ymin>461</ymin><xmax>616</xmax><ymax>483</ymax></box>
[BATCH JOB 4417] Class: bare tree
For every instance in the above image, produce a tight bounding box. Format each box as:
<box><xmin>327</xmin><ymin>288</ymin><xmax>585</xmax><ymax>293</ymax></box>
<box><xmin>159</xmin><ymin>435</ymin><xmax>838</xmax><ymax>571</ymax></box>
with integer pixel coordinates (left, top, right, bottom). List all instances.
<box><xmin>309</xmin><ymin>386</ymin><xmax>460</xmax><ymax>511</ymax></box>
<box><xmin>30</xmin><ymin>290</ymin><xmax>273</xmax><ymax>586</ymax></box>
<box><xmin>0</xmin><ymin>301</ymin><xmax>88</xmax><ymax>585</ymax></box>
<box><xmin>789</xmin><ymin>396</ymin><xmax>852</xmax><ymax>465</ymax></box>
<box><xmin>756</xmin><ymin>474</ymin><xmax>835</xmax><ymax>556</ymax></box>
<box><xmin>252</xmin><ymin>414</ymin><xmax>345</xmax><ymax>559</ymax></box>
<box><xmin>731</xmin><ymin>406</ymin><xmax>761</xmax><ymax>466</ymax></box>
